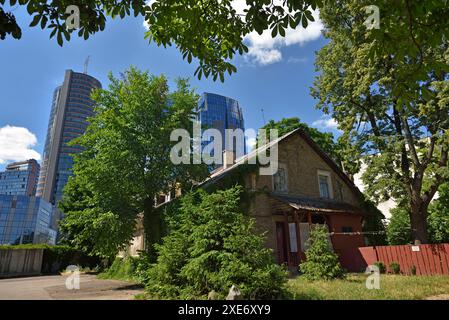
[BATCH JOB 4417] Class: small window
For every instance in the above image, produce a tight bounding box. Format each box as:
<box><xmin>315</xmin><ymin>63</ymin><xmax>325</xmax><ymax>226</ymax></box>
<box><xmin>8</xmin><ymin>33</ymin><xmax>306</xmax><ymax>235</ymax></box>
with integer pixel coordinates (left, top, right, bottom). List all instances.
<box><xmin>342</xmin><ymin>226</ymin><xmax>353</xmax><ymax>233</ymax></box>
<box><xmin>273</xmin><ymin>165</ymin><xmax>288</xmax><ymax>193</ymax></box>
<box><xmin>319</xmin><ymin>175</ymin><xmax>330</xmax><ymax>198</ymax></box>
<box><xmin>317</xmin><ymin>170</ymin><xmax>333</xmax><ymax>199</ymax></box>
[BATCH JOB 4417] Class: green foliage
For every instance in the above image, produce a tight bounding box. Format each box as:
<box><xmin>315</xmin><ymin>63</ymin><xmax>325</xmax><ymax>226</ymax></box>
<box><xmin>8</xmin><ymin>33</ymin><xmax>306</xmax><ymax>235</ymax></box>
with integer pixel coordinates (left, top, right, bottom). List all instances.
<box><xmin>313</xmin><ymin>0</ymin><xmax>449</xmax><ymax>243</ymax></box>
<box><xmin>387</xmin><ymin>184</ymin><xmax>449</xmax><ymax>245</ymax></box>
<box><xmin>387</xmin><ymin>206</ymin><xmax>412</xmax><ymax>245</ymax></box>
<box><xmin>299</xmin><ymin>225</ymin><xmax>345</xmax><ymax>280</ymax></box>
<box><xmin>0</xmin><ymin>0</ymin><xmax>322</xmax><ymax>81</ymax></box>
<box><xmin>59</xmin><ymin>67</ymin><xmax>208</xmax><ymax>259</ymax></box>
<box><xmin>359</xmin><ymin>195</ymin><xmax>387</xmax><ymax>246</ymax></box>
<box><xmin>427</xmin><ymin>183</ymin><xmax>449</xmax><ymax>243</ymax></box>
<box><xmin>98</xmin><ymin>257</ymin><xmax>137</xmax><ymax>282</ymax></box>
<box><xmin>4</xmin><ymin>2</ymin><xmax>448</xmax><ymax>84</ymax></box>
<box><xmin>389</xmin><ymin>262</ymin><xmax>400</xmax><ymax>275</ymax></box>
<box><xmin>145</xmin><ymin>186</ymin><xmax>289</xmax><ymax>299</ymax></box>
<box><xmin>374</xmin><ymin>262</ymin><xmax>386</xmax><ymax>274</ymax></box>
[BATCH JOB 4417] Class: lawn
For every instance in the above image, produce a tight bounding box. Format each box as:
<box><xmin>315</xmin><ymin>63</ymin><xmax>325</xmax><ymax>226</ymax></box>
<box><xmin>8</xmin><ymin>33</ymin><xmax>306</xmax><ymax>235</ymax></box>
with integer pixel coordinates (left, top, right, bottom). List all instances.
<box><xmin>288</xmin><ymin>274</ymin><xmax>449</xmax><ymax>300</ymax></box>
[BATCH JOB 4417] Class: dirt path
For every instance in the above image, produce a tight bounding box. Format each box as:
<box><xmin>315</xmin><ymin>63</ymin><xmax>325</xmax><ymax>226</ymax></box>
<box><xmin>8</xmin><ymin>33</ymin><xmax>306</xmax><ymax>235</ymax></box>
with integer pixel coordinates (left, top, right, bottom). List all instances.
<box><xmin>425</xmin><ymin>294</ymin><xmax>449</xmax><ymax>300</ymax></box>
<box><xmin>0</xmin><ymin>274</ymin><xmax>144</xmax><ymax>300</ymax></box>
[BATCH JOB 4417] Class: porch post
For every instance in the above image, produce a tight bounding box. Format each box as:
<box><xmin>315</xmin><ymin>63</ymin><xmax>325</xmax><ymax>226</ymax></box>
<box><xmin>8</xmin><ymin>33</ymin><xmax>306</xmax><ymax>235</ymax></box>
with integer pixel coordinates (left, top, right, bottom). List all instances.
<box><xmin>293</xmin><ymin>210</ymin><xmax>301</xmax><ymax>262</ymax></box>
<box><xmin>283</xmin><ymin>212</ymin><xmax>291</xmax><ymax>266</ymax></box>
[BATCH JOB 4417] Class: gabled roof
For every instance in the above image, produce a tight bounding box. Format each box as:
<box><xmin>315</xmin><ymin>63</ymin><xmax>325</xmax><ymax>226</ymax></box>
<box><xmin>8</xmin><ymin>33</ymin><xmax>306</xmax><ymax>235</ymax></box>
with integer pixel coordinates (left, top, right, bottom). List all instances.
<box><xmin>200</xmin><ymin>128</ymin><xmax>363</xmax><ymax>199</ymax></box>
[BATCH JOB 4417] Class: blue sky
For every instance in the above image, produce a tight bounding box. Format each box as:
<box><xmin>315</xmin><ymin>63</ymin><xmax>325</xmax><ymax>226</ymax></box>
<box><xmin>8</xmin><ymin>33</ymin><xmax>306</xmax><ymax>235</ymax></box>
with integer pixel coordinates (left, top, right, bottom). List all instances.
<box><xmin>0</xmin><ymin>6</ymin><xmax>339</xmax><ymax>170</ymax></box>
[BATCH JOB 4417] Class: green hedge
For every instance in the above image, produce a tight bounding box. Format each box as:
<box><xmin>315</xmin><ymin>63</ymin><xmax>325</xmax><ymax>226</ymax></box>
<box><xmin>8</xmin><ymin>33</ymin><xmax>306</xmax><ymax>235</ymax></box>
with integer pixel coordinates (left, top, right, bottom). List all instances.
<box><xmin>0</xmin><ymin>244</ymin><xmax>102</xmax><ymax>274</ymax></box>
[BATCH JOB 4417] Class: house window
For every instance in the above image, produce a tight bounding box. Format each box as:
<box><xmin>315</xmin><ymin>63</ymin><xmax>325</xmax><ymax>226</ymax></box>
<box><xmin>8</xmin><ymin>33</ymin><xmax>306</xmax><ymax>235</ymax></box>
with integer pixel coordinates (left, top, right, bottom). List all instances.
<box><xmin>317</xmin><ymin>170</ymin><xmax>333</xmax><ymax>199</ymax></box>
<box><xmin>273</xmin><ymin>165</ymin><xmax>288</xmax><ymax>193</ymax></box>
<box><xmin>342</xmin><ymin>226</ymin><xmax>353</xmax><ymax>233</ymax></box>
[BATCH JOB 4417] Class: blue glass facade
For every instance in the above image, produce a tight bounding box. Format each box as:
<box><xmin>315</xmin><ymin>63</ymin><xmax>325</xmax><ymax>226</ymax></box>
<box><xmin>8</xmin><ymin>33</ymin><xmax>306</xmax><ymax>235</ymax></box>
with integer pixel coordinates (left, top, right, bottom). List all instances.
<box><xmin>196</xmin><ymin>93</ymin><xmax>245</xmax><ymax>162</ymax></box>
<box><xmin>0</xmin><ymin>160</ymin><xmax>40</xmax><ymax>196</ymax></box>
<box><xmin>0</xmin><ymin>195</ymin><xmax>56</xmax><ymax>245</ymax></box>
<box><xmin>37</xmin><ymin>71</ymin><xmax>101</xmax><ymax>205</ymax></box>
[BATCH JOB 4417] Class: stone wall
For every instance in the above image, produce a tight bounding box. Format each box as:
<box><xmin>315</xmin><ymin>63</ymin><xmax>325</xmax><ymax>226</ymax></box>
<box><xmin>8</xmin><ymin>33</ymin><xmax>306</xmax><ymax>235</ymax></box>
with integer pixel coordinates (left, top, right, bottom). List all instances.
<box><xmin>0</xmin><ymin>249</ymin><xmax>43</xmax><ymax>278</ymax></box>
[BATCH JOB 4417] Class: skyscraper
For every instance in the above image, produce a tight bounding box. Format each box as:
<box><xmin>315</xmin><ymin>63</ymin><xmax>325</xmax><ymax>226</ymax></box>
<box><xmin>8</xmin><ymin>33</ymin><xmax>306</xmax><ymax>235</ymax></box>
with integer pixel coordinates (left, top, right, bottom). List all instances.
<box><xmin>0</xmin><ymin>195</ymin><xmax>56</xmax><ymax>245</ymax></box>
<box><xmin>0</xmin><ymin>159</ymin><xmax>40</xmax><ymax>196</ymax></box>
<box><xmin>196</xmin><ymin>92</ymin><xmax>246</xmax><ymax>164</ymax></box>
<box><xmin>36</xmin><ymin>70</ymin><xmax>101</xmax><ymax>205</ymax></box>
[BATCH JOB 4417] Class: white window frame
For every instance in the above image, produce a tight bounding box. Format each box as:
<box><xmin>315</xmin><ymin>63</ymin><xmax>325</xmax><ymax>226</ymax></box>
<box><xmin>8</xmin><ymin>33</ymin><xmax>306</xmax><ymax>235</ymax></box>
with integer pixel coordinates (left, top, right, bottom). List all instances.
<box><xmin>317</xmin><ymin>169</ymin><xmax>333</xmax><ymax>199</ymax></box>
<box><xmin>272</xmin><ymin>163</ymin><xmax>288</xmax><ymax>193</ymax></box>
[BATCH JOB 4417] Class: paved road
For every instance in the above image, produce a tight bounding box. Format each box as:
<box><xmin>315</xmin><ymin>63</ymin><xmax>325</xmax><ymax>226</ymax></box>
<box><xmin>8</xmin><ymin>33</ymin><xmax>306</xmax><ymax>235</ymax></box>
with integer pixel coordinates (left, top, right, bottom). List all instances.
<box><xmin>0</xmin><ymin>274</ymin><xmax>144</xmax><ymax>300</ymax></box>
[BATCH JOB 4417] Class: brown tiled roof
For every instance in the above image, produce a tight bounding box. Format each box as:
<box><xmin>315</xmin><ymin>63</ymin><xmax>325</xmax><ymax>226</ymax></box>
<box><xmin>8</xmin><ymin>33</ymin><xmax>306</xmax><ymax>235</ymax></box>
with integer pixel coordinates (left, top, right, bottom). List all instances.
<box><xmin>270</xmin><ymin>193</ymin><xmax>364</xmax><ymax>215</ymax></box>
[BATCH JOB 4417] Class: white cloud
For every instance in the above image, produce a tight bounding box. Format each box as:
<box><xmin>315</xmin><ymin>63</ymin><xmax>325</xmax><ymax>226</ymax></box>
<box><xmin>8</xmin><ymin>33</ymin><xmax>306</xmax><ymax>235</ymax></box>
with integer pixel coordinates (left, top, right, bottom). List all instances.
<box><xmin>312</xmin><ymin>116</ymin><xmax>341</xmax><ymax>132</ymax></box>
<box><xmin>0</xmin><ymin>125</ymin><xmax>41</xmax><ymax>164</ymax></box>
<box><xmin>142</xmin><ymin>1</ymin><xmax>323</xmax><ymax>66</ymax></box>
<box><xmin>243</xmin><ymin>7</ymin><xmax>323</xmax><ymax>65</ymax></box>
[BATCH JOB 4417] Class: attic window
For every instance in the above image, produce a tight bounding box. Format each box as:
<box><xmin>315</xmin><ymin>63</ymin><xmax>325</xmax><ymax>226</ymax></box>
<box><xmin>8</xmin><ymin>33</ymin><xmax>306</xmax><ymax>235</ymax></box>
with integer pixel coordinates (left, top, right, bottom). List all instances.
<box><xmin>317</xmin><ymin>170</ymin><xmax>333</xmax><ymax>199</ymax></box>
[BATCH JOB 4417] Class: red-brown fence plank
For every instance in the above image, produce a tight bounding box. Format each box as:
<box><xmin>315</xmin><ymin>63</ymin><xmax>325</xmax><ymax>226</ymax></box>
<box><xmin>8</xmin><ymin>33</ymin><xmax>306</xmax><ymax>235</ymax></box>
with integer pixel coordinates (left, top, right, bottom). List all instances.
<box><xmin>358</xmin><ymin>244</ymin><xmax>449</xmax><ymax>276</ymax></box>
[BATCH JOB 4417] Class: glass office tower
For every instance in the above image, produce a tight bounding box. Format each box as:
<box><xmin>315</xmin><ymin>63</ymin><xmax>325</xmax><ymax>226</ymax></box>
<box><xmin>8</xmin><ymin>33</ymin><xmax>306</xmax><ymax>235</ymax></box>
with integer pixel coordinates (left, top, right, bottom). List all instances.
<box><xmin>196</xmin><ymin>93</ymin><xmax>246</xmax><ymax>164</ymax></box>
<box><xmin>0</xmin><ymin>159</ymin><xmax>40</xmax><ymax>196</ymax></box>
<box><xmin>0</xmin><ymin>195</ymin><xmax>56</xmax><ymax>245</ymax></box>
<box><xmin>36</xmin><ymin>70</ymin><xmax>101</xmax><ymax>206</ymax></box>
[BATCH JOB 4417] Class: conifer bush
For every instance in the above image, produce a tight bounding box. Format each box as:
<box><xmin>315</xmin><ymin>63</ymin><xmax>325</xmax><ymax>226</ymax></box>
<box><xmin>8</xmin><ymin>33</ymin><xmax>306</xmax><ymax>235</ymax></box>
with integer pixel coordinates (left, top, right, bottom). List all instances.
<box><xmin>299</xmin><ymin>224</ymin><xmax>345</xmax><ymax>280</ymax></box>
<box><xmin>144</xmin><ymin>186</ymin><xmax>289</xmax><ymax>299</ymax></box>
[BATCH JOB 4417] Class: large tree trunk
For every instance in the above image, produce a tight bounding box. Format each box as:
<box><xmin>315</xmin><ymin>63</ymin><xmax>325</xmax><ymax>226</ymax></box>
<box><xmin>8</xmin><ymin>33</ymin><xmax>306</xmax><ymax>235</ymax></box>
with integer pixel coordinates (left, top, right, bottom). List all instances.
<box><xmin>143</xmin><ymin>197</ymin><xmax>163</xmax><ymax>262</ymax></box>
<box><xmin>409</xmin><ymin>198</ymin><xmax>429</xmax><ymax>244</ymax></box>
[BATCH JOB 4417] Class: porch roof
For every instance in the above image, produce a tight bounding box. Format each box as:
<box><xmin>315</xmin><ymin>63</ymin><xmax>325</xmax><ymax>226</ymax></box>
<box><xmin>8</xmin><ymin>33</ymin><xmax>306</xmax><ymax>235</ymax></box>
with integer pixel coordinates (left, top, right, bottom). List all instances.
<box><xmin>269</xmin><ymin>193</ymin><xmax>363</xmax><ymax>215</ymax></box>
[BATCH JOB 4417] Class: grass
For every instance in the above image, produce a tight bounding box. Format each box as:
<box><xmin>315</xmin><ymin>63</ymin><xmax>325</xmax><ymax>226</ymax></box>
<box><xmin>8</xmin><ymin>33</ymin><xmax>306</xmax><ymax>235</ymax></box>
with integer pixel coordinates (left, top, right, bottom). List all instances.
<box><xmin>288</xmin><ymin>273</ymin><xmax>449</xmax><ymax>300</ymax></box>
<box><xmin>97</xmin><ymin>257</ymin><xmax>139</xmax><ymax>283</ymax></box>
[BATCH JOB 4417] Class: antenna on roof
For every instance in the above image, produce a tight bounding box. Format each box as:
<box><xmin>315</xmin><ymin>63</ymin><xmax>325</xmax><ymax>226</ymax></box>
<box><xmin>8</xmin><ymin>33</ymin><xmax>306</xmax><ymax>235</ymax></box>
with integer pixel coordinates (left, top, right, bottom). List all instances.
<box><xmin>261</xmin><ymin>108</ymin><xmax>266</xmax><ymax>125</ymax></box>
<box><xmin>84</xmin><ymin>55</ymin><xmax>90</xmax><ymax>74</ymax></box>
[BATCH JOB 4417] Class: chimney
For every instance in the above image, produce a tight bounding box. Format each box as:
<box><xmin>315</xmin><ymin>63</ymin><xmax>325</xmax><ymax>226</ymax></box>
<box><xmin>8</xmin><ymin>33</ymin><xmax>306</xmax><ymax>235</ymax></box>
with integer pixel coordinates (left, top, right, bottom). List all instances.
<box><xmin>223</xmin><ymin>150</ymin><xmax>235</xmax><ymax>169</ymax></box>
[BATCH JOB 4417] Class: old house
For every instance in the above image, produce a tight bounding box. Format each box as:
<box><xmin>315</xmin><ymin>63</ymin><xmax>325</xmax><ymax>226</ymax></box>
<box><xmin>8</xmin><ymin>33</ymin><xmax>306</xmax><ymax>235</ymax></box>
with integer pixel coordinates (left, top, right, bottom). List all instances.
<box><xmin>127</xmin><ymin>129</ymin><xmax>379</xmax><ymax>271</ymax></box>
<box><xmin>199</xmin><ymin>129</ymin><xmax>376</xmax><ymax>272</ymax></box>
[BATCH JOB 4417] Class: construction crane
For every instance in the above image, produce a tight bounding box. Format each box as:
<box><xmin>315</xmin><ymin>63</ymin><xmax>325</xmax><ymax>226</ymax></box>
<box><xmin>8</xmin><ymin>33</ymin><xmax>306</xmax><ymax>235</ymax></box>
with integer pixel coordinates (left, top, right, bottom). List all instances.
<box><xmin>84</xmin><ymin>55</ymin><xmax>90</xmax><ymax>74</ymax></box>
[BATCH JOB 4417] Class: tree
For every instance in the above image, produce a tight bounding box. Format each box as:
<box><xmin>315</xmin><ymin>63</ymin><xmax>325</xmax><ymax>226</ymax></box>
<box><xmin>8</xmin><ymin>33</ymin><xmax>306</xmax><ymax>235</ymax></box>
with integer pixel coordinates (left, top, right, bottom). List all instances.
<box><xmin>312</xmin><ymin>1</ymin><xmax>449</xmax><ymax>243</ymax></box>
<box><xmin>5</xmin><ymin>1</ymin><xmax>447</xmax><ymax>82</ymax></box>
<box><xmin>299</xmin><ymin>224</ymin><xmax>345</xmax><ymax>280</ymax></box>
<box><xmin>386</xmin><ymin>206</ymin><xmax>412</xmax><ymax>245</ymax></box>
<box><xmin>259</xmin><ymin>117</ymin><xmax>340</xmax><ymax>164</ymax></box>
<box><xmin>145</xmin><ymin>186</ymin><xmax>289</xmax><ymax>299</ymax></box>
<box><xmin>59</xmin><ymin>67</ymin><xmax>208</xmax><ymax>259</ymax></box>
<box><xmin>428</xmin><ymin>183</ymin><xmax>449</xmax><ymax>243</ymax></box>
<box><xmin>1</xmin><ymin>0</ymin><xmax>320</xmax><ymax>80</ymax></box>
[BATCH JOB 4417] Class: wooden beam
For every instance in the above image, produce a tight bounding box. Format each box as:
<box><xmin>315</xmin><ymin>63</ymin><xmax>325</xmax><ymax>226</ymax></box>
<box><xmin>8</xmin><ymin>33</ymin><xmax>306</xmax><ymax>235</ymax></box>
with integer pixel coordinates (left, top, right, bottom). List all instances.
<box><xmin>283</xmin><ymin>211</ymin><xmax>291</xmax><ymax>267</ymax></box>
<box><xmin>293</xmin><ymin>210</ymin><xmax>301</xmax><ymax>262</ymax></box>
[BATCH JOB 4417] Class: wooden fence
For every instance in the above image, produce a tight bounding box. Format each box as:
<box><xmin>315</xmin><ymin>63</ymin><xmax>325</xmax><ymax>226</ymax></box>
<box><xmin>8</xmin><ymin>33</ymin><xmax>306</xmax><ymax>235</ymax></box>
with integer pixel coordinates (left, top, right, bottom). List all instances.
<box><xmin>359</xmin><ymin>244</ymin><xmax>449</xmax><ymax>275</ymax></box>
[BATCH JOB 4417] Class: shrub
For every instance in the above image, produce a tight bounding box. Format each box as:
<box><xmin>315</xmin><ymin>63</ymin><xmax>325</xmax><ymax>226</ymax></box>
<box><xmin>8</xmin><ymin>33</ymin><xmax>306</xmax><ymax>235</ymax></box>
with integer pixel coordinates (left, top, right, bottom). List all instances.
<box><xmin>390</xmin><ymin>262</ymin><xmax>400</xmax><ymax>274</ymax></box>
<box><xmin>98</xmin><ymin>256</ymin><xmax>137</xmax><ymax>281</ymax></box>
<box><xmin>410</xmin><ymin>265</ymin><xmax>417</xmax><ymax>275</ymax></box>
<box><xmin>374</xmin><ymin>262</ymin><xmax>386</xmax><ymax>274</ymax></box>
<box><xmin>144</xmin><ymin>186</ymin><xmax>289</xmax><ymax>299</ymax></box>
<box><xmin>299</xmin><ymin>225</ymin><xmax>345</xmax><ymax>280</ymax></box>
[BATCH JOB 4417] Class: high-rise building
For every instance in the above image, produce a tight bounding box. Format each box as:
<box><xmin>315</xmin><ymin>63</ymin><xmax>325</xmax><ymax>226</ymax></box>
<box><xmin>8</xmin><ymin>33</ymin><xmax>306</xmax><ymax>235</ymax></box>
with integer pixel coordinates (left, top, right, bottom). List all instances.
<box><xmin>36</xmin><ymin>70</ymin><xmax>101</xmax><ymax>206</ymax></box>
<box><xmin>0</xmin><ymin>195</ymin><xmax>56</xmax><ymax>245</ymax></box>
<box><xmin>196</xmin><ymin>92</ymin><xmax>246</xmax><ymax>164</ymax></box>
<box><xmin>0</xmin><ymin>159</ymin><xmax>40</xmax><ymax>196</ymax></box>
